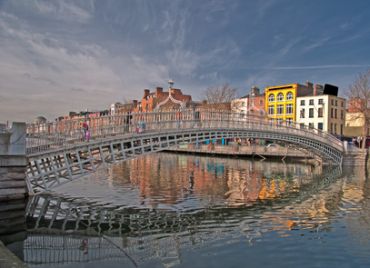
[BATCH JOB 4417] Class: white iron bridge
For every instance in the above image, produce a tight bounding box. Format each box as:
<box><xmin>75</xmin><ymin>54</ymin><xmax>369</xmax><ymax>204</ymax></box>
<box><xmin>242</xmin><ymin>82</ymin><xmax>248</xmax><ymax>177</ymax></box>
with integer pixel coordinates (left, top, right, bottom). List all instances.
<box><xmin>25</xmin><ymin>110</ymin><xmax>344</xmax><ymax>194</ymax></box>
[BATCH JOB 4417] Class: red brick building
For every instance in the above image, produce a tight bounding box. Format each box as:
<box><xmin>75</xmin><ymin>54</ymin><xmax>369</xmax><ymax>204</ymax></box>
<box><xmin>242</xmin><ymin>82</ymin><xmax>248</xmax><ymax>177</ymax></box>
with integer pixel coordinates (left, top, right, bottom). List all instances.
<box><xmin>133</xmin><ymin>84</ymin><xmax>192</xmax><ymax>112</ymax></box>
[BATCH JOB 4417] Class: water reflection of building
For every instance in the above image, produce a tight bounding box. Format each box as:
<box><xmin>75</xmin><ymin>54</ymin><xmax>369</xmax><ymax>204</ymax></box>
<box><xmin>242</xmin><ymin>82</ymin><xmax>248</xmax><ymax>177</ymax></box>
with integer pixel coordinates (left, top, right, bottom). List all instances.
<box><xmin>110</xmin><ymin>153</ymin><xmax>320</xmax><ymax>208</ymax></box>
<box><xmin>24</xmin><ymin>166</ymin><xmax>346</xmax><ymax>268</ymax></box>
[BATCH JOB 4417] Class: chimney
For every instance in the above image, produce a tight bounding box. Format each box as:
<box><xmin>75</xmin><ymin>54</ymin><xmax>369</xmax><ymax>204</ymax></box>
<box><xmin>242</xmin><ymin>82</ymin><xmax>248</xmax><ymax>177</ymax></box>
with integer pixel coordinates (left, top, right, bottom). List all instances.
<box><xmin>313</xmin><ymin>84</ymin><xmax>323</xmax><ymax>96</ymax></box>
<box><xmin>156</xmin><ymin>87</ymin><xmax>163</xmax><ymax>96</ymax></box>
<box><xmin>251</xmin><ymin>86</ymin><xmax>260</xmax><ymax>96</ymax></box>
<box><xmin>144</xmin><ymin>89</ymin><xmax>150</xmax><ymax>98</ymax></box>
<box><xmin>306</xmin><ymin>81</ymin><xmax>313</xmax><ymax>89</ymax></box>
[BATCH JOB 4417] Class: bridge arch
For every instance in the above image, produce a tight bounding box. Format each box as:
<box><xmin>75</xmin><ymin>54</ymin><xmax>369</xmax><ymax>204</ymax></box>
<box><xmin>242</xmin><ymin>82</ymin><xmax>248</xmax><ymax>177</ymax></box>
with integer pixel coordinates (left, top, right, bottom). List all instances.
<box><xmin>26</xmin><ymin>111</ymin><xmax>344</xmax><ymax>193</ymax></box>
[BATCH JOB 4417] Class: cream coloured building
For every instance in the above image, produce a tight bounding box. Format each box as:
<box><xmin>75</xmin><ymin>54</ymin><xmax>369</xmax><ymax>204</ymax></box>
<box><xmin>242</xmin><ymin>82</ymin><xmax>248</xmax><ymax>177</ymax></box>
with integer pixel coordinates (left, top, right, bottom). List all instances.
<box><xmin>231</xmin><ymin>96</ymin><xmax>249</xmax><ymax>114</ymax></box>
<box><xmin>295</xmin><ymin>95</ymin><xmax>346</xmax><ymax>136</ymax></box>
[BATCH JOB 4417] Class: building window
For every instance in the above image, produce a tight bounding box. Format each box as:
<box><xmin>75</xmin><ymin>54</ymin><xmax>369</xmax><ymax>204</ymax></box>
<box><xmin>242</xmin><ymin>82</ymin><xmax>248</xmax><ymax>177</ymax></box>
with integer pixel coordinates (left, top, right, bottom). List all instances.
<box><xmin>341</xmin><ymin>110</ymin><xmax>344</xmax><ymax>120</ymax></box>
<box><xmin>300</xmin><ymin>123</ymin><xmax>305</xmax><ymax>129</ymax></box>
<box><xmin>277</xmin><ymin>118</ymin><xmax>283</xmax><ymax>125</ymax></box>
<box><xmin>334</xmin><ymin>123</ymin><xmax>337</xmax><ymax>134</ymax></box>
<box><xmin>286</xmin><ymin>104</ymin><xmax>293</xmax><ymax>114</ymax></box>
<box><xmin>330</xmin><ymin>108</ymin><xmax>333</xmax><ymax>118</ymax></box>
<box><xmin>300</xmin><ymin>108</ymin><xmax>305</xmax><ymax>118</ymax></box>
<box><xmin>331</xmin><ymin>99</ymin><xmax>334</xmax><ymax>105</ymax></box>
<box><xmin>335</xmin><ymin>100</ymin><xmax>338</xmax><ymax>106</ymax></box>
<box><xmin>268</xmin><ymin>105</ymin><xmax>274</xmax><ymax>115</ymax></box>
<box><xmin>334</xmin><ymin>109</ymin><xmax>337</xmax><ymax>119</ymax></box>
<box><xmin>341</xmin><ymin>101</ymin><xmax>344</xmax><ymax>107</ymax></box>
<box><xmin>277</xmin><ymin>105</ymin><xmax>283</xmax><ymax>114</ymax></box>
<box><xmin>286</xmin><ymin>118</ymin><xmax>293</xmax><ymax>125</ymax></box>
<box><xmin>277</xmin><ymin>93</ymin><xmax>284</xmax><ymax>101</ymax></box>
<box><xmin>340</xmin><ymin>124</ymin><xmax>343</xmax><ymax>135</ymax></box>
<box><xmin>300</xmin><ymin>100</ymin><xmax>305</xmax><ymax>106</ymax></box>
<box><xmin>330</xmin><ymin>123</ymin><xmax>333</xmax><ymax>133</ymax></box>
<box><xmin>318</xmin><ymin>99</ymin><xmax>323</xmax><ymax>105</ymax></box>
<box><xmin>309</xmin><ymin>123</ymin><xmax>314</xmax><ymax>129</ymax></box>
<box><xmin>318</xmin><ymin>107</ymin><xmax>323</xmax><ymax>118</ymax></box>
<box><xmin>287</xmin><ymin>92</ymin><xmax>293</xmax><ymax>100</ymax></box>
<box><xmin>268</xmin><ymin>94</ymin><xmax>275</xmax><ymax>102</ymax></box>
<box><xmin>309</xmin><ymin>108</ymin><xmax>314</xmax><ymax>118</ymax></box>
<box><xmin>318</xmin><ymin>122</ymin><xmax>323</xmax><ymax>130</ymax></box>
<box><xmin>309</xmin><ymin>99</ymin><xmax>314</xmax><ymax>105</ymax></box>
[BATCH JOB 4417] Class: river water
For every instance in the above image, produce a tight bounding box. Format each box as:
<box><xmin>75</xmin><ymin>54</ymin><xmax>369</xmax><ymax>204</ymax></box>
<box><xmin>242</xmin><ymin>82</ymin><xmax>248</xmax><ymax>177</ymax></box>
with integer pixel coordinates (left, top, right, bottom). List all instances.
<box><xmin>3</xmin><ymin>152</ymin><xmax>370</xmax><ymax>267</ymax></box>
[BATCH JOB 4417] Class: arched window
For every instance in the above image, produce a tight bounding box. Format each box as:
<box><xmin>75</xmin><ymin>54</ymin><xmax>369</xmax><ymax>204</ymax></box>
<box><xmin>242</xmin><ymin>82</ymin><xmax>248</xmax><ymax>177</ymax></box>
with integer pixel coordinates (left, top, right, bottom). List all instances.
<box><xmin>268</xmin><ymin>94</ymin><xmax>275</xmax><ymax>102</ymax></box>
<box><xmin>287</xmin><ymin>92</ymin><xmax>293</xmax><ymax>100</ymax></box>
<box><xmin>277</xmin><ymin>93</ymin><xmax>284</xmax><ymax>101</ymax></box>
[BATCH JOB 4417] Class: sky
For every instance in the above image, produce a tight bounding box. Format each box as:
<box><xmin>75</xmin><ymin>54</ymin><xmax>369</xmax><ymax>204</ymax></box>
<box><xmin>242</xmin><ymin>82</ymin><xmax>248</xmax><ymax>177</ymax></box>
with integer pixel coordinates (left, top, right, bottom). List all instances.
<box><xmin>1</xmin><ymin>0</ymin><xmax>370</xmax><ymax>122</ymax></box>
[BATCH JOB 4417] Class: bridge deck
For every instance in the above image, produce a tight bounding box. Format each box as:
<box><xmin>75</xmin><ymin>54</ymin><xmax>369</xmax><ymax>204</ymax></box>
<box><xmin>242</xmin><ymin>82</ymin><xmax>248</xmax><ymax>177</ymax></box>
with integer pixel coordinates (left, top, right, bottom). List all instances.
<box><xmin>25</xmin><ymin>111</ymin><xmax>346</xmax><ymax>193</ymax></box>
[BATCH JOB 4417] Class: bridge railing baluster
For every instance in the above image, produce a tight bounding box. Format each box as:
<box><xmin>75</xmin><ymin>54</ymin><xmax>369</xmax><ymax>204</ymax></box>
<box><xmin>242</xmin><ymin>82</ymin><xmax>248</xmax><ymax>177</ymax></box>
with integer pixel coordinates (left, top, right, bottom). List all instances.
<box><xmin>26</xmin><ymin>109</ymin><xmax>344</xmax><ymax>156</ymax></box>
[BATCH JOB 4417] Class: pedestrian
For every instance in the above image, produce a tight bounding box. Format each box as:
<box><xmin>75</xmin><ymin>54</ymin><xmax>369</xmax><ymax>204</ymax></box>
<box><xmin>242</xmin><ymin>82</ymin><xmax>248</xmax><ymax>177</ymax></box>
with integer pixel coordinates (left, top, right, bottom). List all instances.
<box><xmin>82</xmin><ymin>121</ymin><xmax>89</xmax><ymax>141</ymax></box>
<box><xmin>85</xmin><ymin>128</ymin><xmax>90</xmax><ymax>142</ymax></box>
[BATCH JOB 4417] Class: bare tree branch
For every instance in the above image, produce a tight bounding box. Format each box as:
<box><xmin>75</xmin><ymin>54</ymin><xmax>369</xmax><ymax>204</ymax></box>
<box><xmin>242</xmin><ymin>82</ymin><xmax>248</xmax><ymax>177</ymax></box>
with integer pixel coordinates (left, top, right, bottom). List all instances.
<box><xmin>203</xmin><ymin>83</ymin><xmax>237</xmax><ymax>105</ymax></box>
<box><xmin>346</xmin><ymin>69</ymin><xmax>370</xmax><ymax>148</ymax></box>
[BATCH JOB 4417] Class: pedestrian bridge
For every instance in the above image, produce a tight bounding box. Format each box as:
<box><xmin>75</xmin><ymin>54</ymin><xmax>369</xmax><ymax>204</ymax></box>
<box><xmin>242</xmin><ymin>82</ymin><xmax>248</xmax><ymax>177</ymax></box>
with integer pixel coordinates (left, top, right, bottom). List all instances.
<box><xmin>25</xmin><ymin>110</ymin><xmax>344</xmax><ymax>194</ymax></box>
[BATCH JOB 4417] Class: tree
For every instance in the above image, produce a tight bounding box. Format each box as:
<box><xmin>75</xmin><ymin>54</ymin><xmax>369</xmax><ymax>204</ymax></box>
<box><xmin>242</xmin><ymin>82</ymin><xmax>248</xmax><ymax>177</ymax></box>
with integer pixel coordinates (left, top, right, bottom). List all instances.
<box><xmin>346</xmin><ymin>69</ymin><xmax>370</xmax><ymax>148</ymax></box>
<box><xmin>203</xmin><ymin>83</ymin><xmax>237</xmax><ymax>105</ymax></box>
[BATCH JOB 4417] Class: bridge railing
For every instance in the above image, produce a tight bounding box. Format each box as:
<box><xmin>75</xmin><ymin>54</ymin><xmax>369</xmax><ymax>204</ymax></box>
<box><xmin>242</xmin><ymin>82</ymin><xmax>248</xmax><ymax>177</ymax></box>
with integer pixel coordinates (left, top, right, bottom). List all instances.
<box><xmin>26</xmin><ymin>110</ymin><xmax>343</xmax><ymax>154</ymax></box>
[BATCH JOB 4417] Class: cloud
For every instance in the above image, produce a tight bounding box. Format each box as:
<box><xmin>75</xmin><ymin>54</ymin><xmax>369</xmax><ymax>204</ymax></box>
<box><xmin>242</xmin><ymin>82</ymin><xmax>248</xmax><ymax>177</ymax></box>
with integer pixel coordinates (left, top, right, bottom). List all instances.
<box><xmin>7</xmin><ymin>0</ymin><xmax>95</xmax><ymax>24</ymax></box>
<box><xmin>0</xmin><ymin>11</ymin><xmax>123</xmax><ymax>121</ymax></box>
<box><xmin>267</xmin><ymin>64</ymin><xmax>370</xmax><ymax>70</ymax></box>
<box><xmin>1</xmin><ymin>0</ymin><xmax>370</xmax><ymax>123</ymax></box>
<box><xmin>256</xmin><ymin>0</ymin><xmax>278</xmax><ymax>19</ymax></box>
<box><xmin>302</xmin><ymin>36</ymin><xmax>332</xmax><ymax>52</ymax></box>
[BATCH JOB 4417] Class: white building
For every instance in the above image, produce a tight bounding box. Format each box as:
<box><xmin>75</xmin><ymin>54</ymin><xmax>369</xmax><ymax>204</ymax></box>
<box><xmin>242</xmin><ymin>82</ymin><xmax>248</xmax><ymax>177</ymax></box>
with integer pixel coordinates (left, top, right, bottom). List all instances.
<box><xmin>231</xmin><ymin>86</ymin><xmax>265</xmax><ymax>118</ymax></box>
<box><xmin>295</xmin><ymin>95</ymin><xmax>346</xmax><ymax>136</ymax></box>
<box><xmin>231</xmin><ymin>96</ymin><xmax>249</xmax><ymax>114</ymax></box>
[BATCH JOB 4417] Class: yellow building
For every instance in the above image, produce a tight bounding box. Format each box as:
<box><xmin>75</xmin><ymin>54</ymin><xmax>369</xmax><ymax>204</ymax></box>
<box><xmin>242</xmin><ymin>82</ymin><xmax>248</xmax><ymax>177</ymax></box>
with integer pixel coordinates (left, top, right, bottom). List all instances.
<box><xmin>264</xmin><ymin>82</ymin><xmax>314</xmax><ymax>125</ymax></box>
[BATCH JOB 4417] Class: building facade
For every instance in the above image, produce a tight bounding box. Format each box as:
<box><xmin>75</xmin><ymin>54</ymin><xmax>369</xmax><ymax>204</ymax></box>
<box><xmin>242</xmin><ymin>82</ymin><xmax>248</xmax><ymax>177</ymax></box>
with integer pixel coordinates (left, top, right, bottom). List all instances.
<box><xmin>264</xmin><ymin>82</ymin><xmax>315</xmax><ymax>125</ymax></box>
<box><xmin>343</xmin><ymin>97</ymin><xmax>370</xmax><ymax>137</ymax></box>
<box><xmin>110</xmin><ymin>82</ymin><xmax>193</xmax><ymax>115</ymax></box>
<box><xmin>110</xmin><ymin>101</ymin><xmax>138</xmax><ymax>115</ymax></box>
<box><xmin>231</xmin><ymin>86</ymin><xmax>265</xmax><ymax>117</ymax></box>
<box><xmin>296</xmin><ymin>95</ymin><xmax>346</xmax><ymax>136</ymax></box>
<box><xmin>231</xmin><ymin>96</ymin><xmax>249</xmax><ymax>114</ymax></box>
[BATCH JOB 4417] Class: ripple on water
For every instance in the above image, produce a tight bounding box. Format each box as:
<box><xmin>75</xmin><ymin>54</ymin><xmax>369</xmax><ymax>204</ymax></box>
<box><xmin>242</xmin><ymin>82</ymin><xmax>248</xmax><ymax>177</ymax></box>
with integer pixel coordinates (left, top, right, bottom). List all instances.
<box><xmin>26</xmin><ymin>153</ymin><xmax>370</xmax><ymax>268</ymax></box>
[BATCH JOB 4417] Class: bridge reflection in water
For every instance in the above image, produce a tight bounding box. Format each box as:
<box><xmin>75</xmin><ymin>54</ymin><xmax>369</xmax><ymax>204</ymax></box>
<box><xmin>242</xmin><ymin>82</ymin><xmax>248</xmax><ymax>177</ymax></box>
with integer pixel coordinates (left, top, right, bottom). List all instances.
<box><xmin>22</xmin><ymin>154</ymin><xmax>347</xmax><ymax>268</ymax></box>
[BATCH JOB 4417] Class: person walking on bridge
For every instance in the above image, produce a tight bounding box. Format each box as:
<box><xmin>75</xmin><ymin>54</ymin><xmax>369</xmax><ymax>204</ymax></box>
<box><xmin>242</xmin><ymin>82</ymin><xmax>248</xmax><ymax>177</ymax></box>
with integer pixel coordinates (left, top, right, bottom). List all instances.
<box><xmin>82</xmin><ymin>121</ymin><xmax>90</xmax><ymax>142</ymax></box>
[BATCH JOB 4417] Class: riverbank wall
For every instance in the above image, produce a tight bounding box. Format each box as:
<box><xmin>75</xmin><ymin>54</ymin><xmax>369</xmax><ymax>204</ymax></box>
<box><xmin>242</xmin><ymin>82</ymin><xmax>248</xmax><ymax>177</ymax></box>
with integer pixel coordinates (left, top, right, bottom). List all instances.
<box><xmin>166</xmin><ymin>143</ymin><xmax>318</xmax><ymax>163</ymax></box>
<box><xmin>0</xmin><ymin>123</ymin><xmax>27</xmax><ymax>201</ymax></box>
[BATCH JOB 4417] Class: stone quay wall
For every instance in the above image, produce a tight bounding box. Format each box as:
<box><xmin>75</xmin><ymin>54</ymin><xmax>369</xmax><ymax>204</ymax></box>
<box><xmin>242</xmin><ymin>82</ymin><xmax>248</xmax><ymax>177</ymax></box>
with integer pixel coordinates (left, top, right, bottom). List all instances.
<box><xmin>0</xmin><ymin>122</ymin><xmax>27</xmax><ymax>201</ymax></box>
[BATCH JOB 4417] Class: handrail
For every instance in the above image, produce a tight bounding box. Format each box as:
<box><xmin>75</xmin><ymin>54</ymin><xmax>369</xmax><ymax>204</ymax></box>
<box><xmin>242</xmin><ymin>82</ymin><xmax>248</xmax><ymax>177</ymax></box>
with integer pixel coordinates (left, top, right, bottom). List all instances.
<box><xmin>26</xmin><ymin>110</ymin><xmax>344</xmax><ymax>155</ymax></box>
